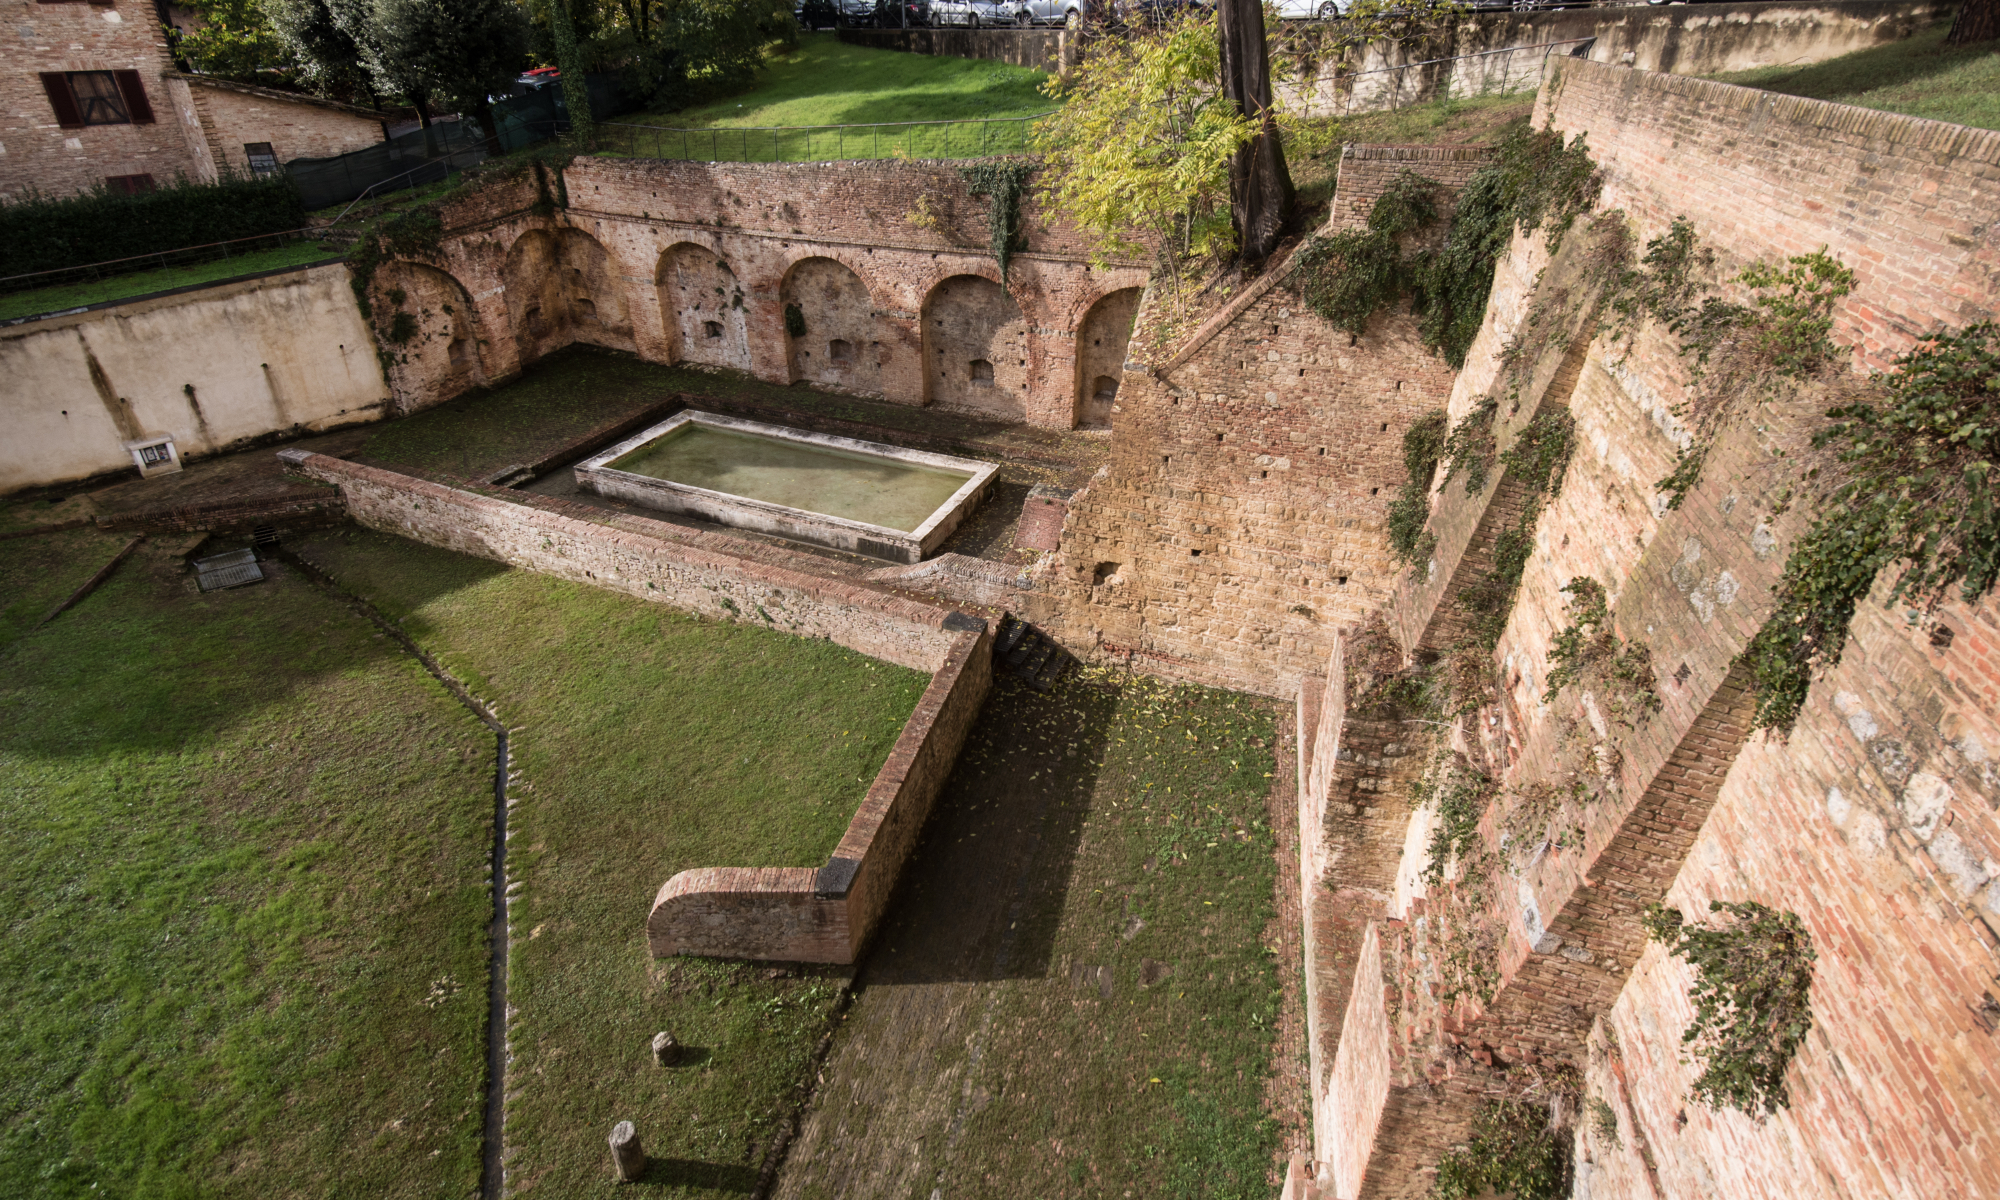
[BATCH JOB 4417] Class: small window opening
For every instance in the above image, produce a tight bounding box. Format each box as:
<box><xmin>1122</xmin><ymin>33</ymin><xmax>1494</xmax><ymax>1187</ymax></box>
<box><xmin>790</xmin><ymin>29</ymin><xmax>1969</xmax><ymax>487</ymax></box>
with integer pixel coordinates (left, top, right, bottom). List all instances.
<box><xmin>969</xmin><ymin>359</ymin><xmax>994</xmax><ymax>386</ymax></box>
<box><xmin>1336</xmin><ymin>576</ymin><xmax>1348</xmax><ymax>586</ymax></box>
<box><xmin>573</xmin><ymin>297</ymin><xmax>598</xmax><ymax>322</ymax></box>
<box><xmin>704</xmin><ymin>320</ymin><xmax>723</xmax><ymax>339</ymax></box>
<box><xmin>1092</xmin><ymin>562</ymin><xmax>1121</xmax><ymax>586</ymax></box>
<box><xmin>1215</xmin><ymin>433</ymin><xmax>1224</xmax><ymax>442</ymax></box>
<box><xmin>1092</xmin><ymin>375</ymin><xmax>1118</xmax><ymax>401</ymax></box>
<box><xmin>448</xmin><ymin>338</ymin><xmax>473</xmax><ymax>366</ymax></box>
<box><xmin>1189</xmin><ymin>549</ymin><xmax>1201</xmax><ymax>557</ymax></box>
<box><xmin>244</xmin><ymin>142</ymin><xmax>278</xmax><ymax>175</ymax></box>
<box><xmin>1380</xmin><ymin>422</ymin><xmax>1390</xmax><ymax>432</ymax></box>
<box><xmin>829</xmin><ymin>338</ymin><xmax>853</xmax><ymax>362</ymax></box>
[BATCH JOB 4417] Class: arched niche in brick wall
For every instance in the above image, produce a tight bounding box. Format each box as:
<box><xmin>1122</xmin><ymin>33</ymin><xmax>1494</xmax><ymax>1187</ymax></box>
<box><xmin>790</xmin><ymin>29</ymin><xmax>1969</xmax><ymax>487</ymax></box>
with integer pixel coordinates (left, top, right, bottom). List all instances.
<box><xmin>922</xmin><ymin>274</ymin><xmax>1027</xmax><ymax>422</ymax></box>
<box><xmin>371</xmin><ymin>260</ymin><xmax>491</xmax><ymax>411</ymax></box>
<box><xmin>1073</xmin><ymin>287</ymin><xmax>1142</xmax><ymax>431</ymax></box>
<box><xmin>781</xmin><ymin>256</ymin><xmax>884</xmax><ymax>398</ymax></box>
<box><xmin>502</xmin><ymin>228</ymin><xmax>636</xmax><ymax>364</ymax></box>
<box><xmin>656</xmin><ymin>242</ymin><xmax>750</xmax><ymax>371</ymax></box>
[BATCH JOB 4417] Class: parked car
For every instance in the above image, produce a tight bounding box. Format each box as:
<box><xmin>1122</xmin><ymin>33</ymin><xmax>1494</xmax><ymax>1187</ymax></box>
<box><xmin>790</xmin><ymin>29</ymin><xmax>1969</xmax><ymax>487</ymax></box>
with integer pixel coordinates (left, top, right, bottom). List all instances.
<box><xmin>871</xmin><ymin>0</ymin><xmax>933</xmax><ymax>24</ymax></box>
<box><xmin>932</xmin><ymin>0</ymin><xmax>1010</xmax><ymax>25</ymax></box>
<box><xmin>1007</xmin><ymin>0</ymin><xmax>1083</xmax><ymax>27</ymax></box>
<box><xmin>1270</xmin><ymin>0</ymin><xmax>1346</xmax><ymax>17</ymax></box>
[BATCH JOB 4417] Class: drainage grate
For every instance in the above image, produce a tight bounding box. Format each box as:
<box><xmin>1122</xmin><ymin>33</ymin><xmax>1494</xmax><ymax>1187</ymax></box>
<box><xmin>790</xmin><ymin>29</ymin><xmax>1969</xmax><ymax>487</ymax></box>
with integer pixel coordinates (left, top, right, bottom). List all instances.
<box><xmin>194</xmin><ymin>547</ymin><xmax>265</xmax><ymax>592</ymax></box>
<box><xmin>252</xmin><ymin>525</ymin><xmax>280</xmax><ymax>548</ymax></box>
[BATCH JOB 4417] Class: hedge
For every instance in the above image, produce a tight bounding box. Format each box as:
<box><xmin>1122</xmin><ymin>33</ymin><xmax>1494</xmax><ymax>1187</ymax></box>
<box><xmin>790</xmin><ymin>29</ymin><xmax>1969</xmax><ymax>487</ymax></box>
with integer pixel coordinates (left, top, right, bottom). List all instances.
<box><xmin>0</xmin><ymin>172</ymin><xmax>306</xmax><ymax>280</ymax></box>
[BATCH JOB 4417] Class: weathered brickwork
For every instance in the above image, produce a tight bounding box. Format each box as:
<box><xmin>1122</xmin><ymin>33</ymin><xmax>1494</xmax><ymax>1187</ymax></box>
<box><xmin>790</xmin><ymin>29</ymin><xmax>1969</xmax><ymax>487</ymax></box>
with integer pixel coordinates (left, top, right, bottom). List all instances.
<box><xmin>179</xmin><ymin>75</ymin><xmax>387</xmax><ymax>177</ymax></box>
<box><xmin>1033</xmin><ymin>145</ymin><xmax>1493</xmax><ymax>698</ymax></box>
<box><xmin>0</xmin><ymin>1</ymin><xmax>195</xmax><ymax>199</ymax></box>
<box><xmin>283</xmin><ymin>450</ymin><xmax>967</xmax><ymax>672</ymax></box>
<box><xmin>1298</xmin><ymin>62</ymin><xmax>2000</xmax><ymax>1199</ymax></box>
<box><xmin>648</xmin><ymin>625</ymin><xmax>992</xmax><ymax>963</ymax></box>
<box><xmin>367</xmin><ymin>156</ymin><xmax>1148</xmax><ymax>426</ymax></box>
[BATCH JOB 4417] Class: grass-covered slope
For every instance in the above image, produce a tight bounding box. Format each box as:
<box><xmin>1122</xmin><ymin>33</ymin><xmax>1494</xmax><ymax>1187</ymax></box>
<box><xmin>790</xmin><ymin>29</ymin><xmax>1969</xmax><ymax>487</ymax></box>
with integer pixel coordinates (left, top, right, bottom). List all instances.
<box><xmin>0</xmin><ymin>540</ymin><xmax>495</xmax><ymax>1199</ymax></box>
<box><xmin>1713</xmin><ymin>22</ymin><xmax>2000</xmax><ymax>132</ymax></box>
<box><xmin>626</xmin><ymin>32</ymin><xmax>1052</xmax><ymax>129</ymax></box>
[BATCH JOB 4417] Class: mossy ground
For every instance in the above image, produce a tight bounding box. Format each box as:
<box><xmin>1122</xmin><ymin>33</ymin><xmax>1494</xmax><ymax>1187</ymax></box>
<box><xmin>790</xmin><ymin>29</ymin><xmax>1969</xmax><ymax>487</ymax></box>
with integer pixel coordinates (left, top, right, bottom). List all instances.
<box><xmin>0</xmin><ymin>536</ymin><xmax>495</xmax><ymax>1199</ymax></box>
<box><xmin>778</xmin><ymin>670</ymin><xmax>1286</xmax><ymax>1199</ymax></box>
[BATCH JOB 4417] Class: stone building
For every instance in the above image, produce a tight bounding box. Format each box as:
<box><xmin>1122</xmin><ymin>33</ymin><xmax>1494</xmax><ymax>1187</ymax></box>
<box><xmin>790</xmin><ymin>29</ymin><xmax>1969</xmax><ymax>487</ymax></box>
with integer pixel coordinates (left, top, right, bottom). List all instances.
<box><xmin>0</xmin><ymin>0</ymin><xmax>386</xmax><ymax>201</ymax></box>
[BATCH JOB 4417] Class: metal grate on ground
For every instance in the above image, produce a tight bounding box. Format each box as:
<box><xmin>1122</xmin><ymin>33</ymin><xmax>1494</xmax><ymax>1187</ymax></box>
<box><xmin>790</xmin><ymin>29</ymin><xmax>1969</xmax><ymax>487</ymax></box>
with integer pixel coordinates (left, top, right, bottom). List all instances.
<box><xmin>194</xmin><ymin>547</ymin><xmax>265</xmax><ymax>592</ymax></box>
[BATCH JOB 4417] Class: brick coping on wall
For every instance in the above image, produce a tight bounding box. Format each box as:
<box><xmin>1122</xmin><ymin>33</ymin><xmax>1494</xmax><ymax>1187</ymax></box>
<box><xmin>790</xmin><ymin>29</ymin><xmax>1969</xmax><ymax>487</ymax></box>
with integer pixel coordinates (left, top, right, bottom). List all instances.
<box><xmin>647</xmin><ymin>616</ymin><xmax>992</xmax><ymax>964</ymax></box>
<box><xmin>1542</xmin><ymin>55</ymin><xmax>2000</xmax><ymax>163</ymax></box>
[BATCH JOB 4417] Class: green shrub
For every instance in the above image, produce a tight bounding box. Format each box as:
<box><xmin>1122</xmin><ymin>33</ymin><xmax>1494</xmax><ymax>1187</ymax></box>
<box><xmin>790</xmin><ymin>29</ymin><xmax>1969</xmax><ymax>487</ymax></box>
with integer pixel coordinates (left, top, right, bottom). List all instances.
<box><xmin>1642</xmin><ymin>900</ymin><xmax>1817</xmax><ymax>1114</ymax></box>
<box><xmin>0</xmin><ymin>172</ymin><xmax>305</xmax><ymax>280</ymax></box>
<box><xmin>1431</xmin><ymin>1098</ymin><xmax>1571</xmax><ymax>1200</ymax></box>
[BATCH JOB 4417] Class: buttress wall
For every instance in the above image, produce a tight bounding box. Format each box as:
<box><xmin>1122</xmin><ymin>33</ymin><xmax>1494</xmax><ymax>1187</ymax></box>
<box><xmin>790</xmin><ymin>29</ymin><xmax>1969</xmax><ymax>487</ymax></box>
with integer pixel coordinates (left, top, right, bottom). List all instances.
<box><xmin>1301</xmin><ymin>61</ymin><xmax>2000</xmax><ymax>1199</ymax></box>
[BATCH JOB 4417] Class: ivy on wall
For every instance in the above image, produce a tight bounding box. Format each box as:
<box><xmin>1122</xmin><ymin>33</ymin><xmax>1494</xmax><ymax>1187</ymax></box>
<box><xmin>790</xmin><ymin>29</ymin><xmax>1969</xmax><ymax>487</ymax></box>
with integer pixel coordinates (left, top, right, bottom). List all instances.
<box><xmin>1642</xmin><ymin>900</ymin><xmax>1817</xmax><ymax>1115</ymax></box>
<box><xmin>1292</xmin><ymin>124</ymin><xmax>1601</xmax><ymax>368</ymax></box>
<box><xmin>1742</xmin><ymin>321</ymin><xmax>2000</xmax><ymax>730</ymax></box>
<box><xmin>1387</xmin><ymin>410</ymin><xmax>1449</xmax><ymax>566</ymax></box>
<box><xmin>959</xmin><ymin>161</ymin><xmax>1034</xmax><ymax>282</ymax></box>
<box><xmin>1542</xmin><ymin>577</ymin><xmax>1661</xmax><ymax>724</ymax></box>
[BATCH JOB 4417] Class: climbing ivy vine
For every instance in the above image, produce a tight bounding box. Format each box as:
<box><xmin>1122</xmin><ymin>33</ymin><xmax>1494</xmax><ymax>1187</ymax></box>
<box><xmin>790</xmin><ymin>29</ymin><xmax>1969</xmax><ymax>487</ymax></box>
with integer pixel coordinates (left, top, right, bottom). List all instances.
<box><xmin>1387</xmin><ymin>410</ymin><xmax>1449</xmax><ymax>566</ymax></box>
<box><xmin>1642</xmin><ymin>899</ymin><xmax>1817</xmax><ymax>1115</ymax></box>
<box><xmin>959</xmin><ymin>160</ymin><xmax>1035</xmax><ymax>282</ymax></box>
<box><xmin>1742</xmin><ymin>321</ymin><xmax>2000</xmax><ymax>730</ymax></box>
<box><xmin>1291</xmin><ymin>123</ymin><xmax>1600</xmax><ymax>366</ymax></box>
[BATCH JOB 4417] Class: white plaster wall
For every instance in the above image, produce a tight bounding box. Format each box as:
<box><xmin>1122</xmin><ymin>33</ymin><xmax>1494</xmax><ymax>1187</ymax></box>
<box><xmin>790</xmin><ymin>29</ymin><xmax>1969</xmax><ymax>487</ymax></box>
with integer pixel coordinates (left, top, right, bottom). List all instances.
<box><xmin>0</xmin><ymin>264</ymin><xmax>390</xmax><ymax>492</ymax></box>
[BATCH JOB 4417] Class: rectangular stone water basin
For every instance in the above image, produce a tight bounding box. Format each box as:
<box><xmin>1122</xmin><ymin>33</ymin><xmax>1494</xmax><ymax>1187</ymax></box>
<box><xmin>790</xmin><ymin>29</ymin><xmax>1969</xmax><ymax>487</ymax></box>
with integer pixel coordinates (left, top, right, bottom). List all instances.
<box><xmin>575</xmin><ymin>412</ymin><xmax>997</xmax><ymax>563</ymax></box>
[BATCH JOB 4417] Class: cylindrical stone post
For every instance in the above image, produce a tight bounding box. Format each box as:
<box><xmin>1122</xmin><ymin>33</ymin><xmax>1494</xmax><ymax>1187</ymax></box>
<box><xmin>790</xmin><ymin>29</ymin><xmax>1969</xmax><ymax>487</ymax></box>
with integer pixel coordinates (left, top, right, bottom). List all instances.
<box><xmin>651</xmin><ymin>1031</ymin><xmax>679</xmax><ymax>1067</ymax></box>
<box><xmin>609</xmin><ymin>1120</ymin><xmax>645</xmax><ymax>1182</ymax></box>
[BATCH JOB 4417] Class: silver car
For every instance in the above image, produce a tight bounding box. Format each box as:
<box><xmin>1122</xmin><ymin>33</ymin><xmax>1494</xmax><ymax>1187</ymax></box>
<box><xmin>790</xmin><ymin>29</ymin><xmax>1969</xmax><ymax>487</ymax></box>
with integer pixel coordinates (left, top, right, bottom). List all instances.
<box><xmin>1007</xmin><ymin>0</ymin><xmax>1084</xmax><ymax>27</ymax></box>
<box><xmin>933</xmin><ymin>0</ymin><xmax>1011</xmax><ymax>25</ymax></box>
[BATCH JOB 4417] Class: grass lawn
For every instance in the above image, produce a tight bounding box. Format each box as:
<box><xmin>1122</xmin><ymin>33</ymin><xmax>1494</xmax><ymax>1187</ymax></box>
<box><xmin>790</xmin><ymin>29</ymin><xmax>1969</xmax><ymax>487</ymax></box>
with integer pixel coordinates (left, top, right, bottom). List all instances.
<box><xmin>0</xmin><ymin>538</ymin><xmax>496</xmax><ymax>1199</ymax></box>
<box><xmin>603</xmin><ymin>34</ymin><xmax>1052</xmax><ymax>161</ymax></box>
<box><xmin>778</xmin><ymin>670</ymin><xmax>1286</xmax><ymax>1199</ymax></box>
<box><xmin>291</xmin><ymin>529</ymin><xmax>930</xmax><ymax>1197</ymax></box>
<box><xmin>352</xmin><ymin>352</ymin><xmax>690</xmax><ymax>480</ymax></box>
<box><xmin>0</xmin><ymin>239</ymin><xmax>343</xmax><ymax>322</ymax></box>
<box><xmin>0</xmin><ymin>520</ymin><xmax>129</xmax><ymax>646</ymax></box>
<box><xmin>1712</xmin><ymin>21</ymin><xmax>2000</xmax><ymax>131</ymax></box>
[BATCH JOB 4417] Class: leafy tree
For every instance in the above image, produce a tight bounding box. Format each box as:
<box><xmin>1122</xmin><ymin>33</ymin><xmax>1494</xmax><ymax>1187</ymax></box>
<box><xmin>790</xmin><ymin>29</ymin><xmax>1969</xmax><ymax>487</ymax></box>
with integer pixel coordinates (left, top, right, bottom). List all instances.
<box><xmin>367</xmin><ymin>0</ymin><xmax>530</xmax><ymax>142</ymax></box>
<box><xmin>268</xmin><ymin>0</ymin><xmax>378</xmax><ymax>104</ymax></box>
<box><xmin>1032</xmin><ymin>11</ymin><xmax>1256</xmax><ymax>312</ymax></box>
<box><xmin>168</xmin><ymin>0</ymin><xmax>295</xmax><ymax>80</ymax></box>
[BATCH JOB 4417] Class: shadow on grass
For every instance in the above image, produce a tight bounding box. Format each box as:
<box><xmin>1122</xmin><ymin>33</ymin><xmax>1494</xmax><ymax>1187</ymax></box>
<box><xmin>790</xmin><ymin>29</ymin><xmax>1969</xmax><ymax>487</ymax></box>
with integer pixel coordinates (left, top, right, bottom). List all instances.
<box><xmin>635</xmin><ymin>1158</ymin><xmax>760</xmax><ymax>1191</ymax></box>
<box><xmin>862</xmin><ymin>674</ymin><xmax>1116</xmax><ymax>985</ymax></box>
<box><xmin>1713</xmin><ymin>24</ymin><xmax>1974</xmax><ymax>100</ymax></box>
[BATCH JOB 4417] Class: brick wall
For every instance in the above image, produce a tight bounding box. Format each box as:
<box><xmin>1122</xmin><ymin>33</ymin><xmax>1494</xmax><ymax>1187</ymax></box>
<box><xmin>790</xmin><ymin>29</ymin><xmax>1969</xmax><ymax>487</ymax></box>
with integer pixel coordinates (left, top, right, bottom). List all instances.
<box><xmin>648</xmin><ymin>624</ymin><xmax>992</xmax><ymax>963</ymax></box>
<box><xmin>1032</xmin><ymin>145</ymin><xmax>1493</xmax><ymax>699</ymax></box>
<box><xmin>0</xmin><ymin>0</ymin><xmax>200</xmax><ymax>199</ymax></box>
<box><xmin>367</xmin><ymin>156</ymin><xmax>1149</xmax><ymax>427</ymax></box>
<box><xmin>284</xmin><ymin>451</ymin><xmax>968</xmax><ymax>672</ymax></box>
<box><xmin>181</xmin><ymin>76</ymin><xmax>386</xmax><ymax>176</ymax></box>
<box><xmin>1302</xmin><ymin>61</ymin><xmax>2000</xmax><ymax>1198</ymax></box>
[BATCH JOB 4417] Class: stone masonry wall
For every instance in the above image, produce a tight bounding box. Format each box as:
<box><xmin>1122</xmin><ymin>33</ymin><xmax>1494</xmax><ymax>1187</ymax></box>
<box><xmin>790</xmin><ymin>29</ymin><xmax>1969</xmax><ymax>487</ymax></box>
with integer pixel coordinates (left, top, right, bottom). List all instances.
<box><xmin>1035</xmin><ymin>145</ymin><xmax>1494</xmax><ymax>699</ymax></box>
<box><xmin>1301</xmin><ymin>60</ymin><xmax>2000</xmax><ymax>1198</ymax></box>
<box><xmin>284</xmin><ymin>451</ymin><xmax>966</xmax><ymax>673</ymax></box>
<box><xmin>0</xmin><ymin>0</ymin><xmax>200</xmax><ymax>200</ymax></box>
<box><xmin>367</xmin><ymin>157</ymin><xmax>1148</xmax><ymax>428</ymax></box>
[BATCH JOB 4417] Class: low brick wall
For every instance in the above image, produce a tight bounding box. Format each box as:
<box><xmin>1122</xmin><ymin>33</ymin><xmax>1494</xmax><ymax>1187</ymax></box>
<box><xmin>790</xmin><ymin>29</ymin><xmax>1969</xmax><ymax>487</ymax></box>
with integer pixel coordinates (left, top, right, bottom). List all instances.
<box><xmin>281</xmin><ymin>450</ymin><xmax>962</xmax><ymax>673</ymax></box>
<box><xmin>648</xmin><ymin>621</ymin><xmax>992</xmax><ymax>963</ymax></box>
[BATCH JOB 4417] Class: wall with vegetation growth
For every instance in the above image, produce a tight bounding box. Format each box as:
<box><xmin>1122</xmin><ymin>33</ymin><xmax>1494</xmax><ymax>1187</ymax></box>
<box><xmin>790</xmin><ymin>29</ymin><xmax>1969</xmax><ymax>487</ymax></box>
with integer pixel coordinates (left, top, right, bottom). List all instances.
<box><xmin>1293</xmin><ymin>58</ymin><xmax>2000</xmax><ymax>1200</ymax></box>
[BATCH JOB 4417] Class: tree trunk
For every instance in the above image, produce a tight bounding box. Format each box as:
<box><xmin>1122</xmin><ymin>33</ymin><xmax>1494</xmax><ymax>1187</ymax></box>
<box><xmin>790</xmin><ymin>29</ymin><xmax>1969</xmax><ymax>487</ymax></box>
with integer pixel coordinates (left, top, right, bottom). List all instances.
<box><xmin>474</xmin><ymin>97</ymin><xmax>502</xmax><ymax>157</ymax></box>
<box><xmin>1947</xmin><ymin>0</ymin><xmax>1999</xmax><ymax>44</ymax></box>
<box><xmin>1217</xmin><ymin>0</ymin><xmax>1294</xmax><ymax>266</ymax></box>
<box><xmin>549</xmin><ymin>0</ymin><xmax>595</xmax><ymax>148</ymax></box>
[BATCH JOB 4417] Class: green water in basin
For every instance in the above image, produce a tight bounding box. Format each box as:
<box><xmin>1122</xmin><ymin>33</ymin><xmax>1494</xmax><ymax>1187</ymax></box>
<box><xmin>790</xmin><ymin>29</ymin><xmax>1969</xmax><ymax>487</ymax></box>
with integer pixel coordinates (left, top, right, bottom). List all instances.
<box><xmin>607</xmin><ymin>424</ymin><xmax>973</xmax><ymax>534</ymax></box>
